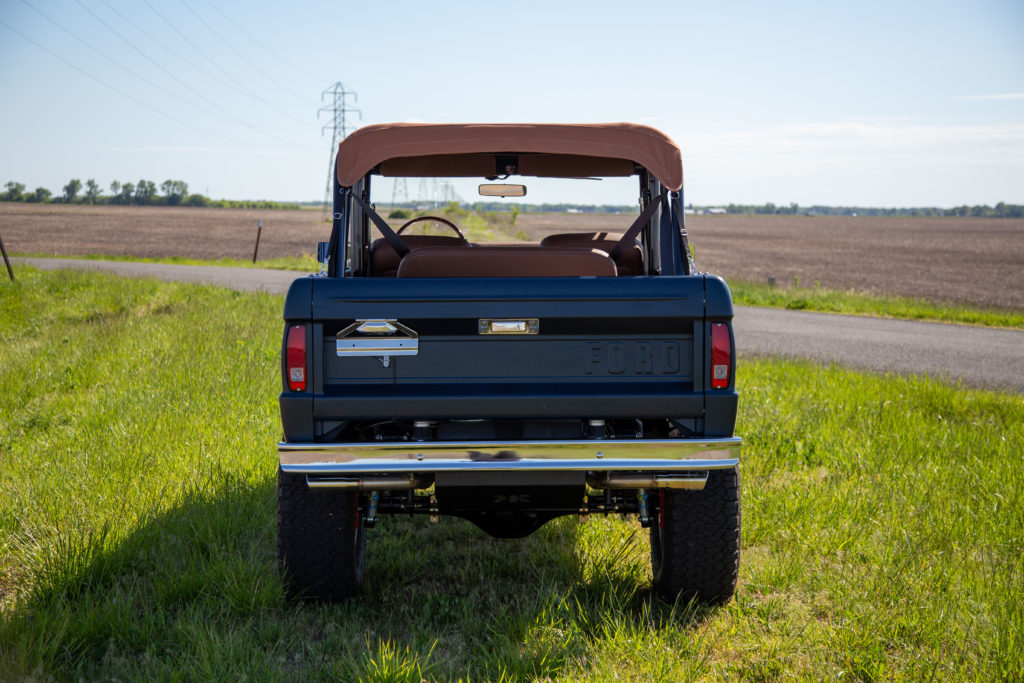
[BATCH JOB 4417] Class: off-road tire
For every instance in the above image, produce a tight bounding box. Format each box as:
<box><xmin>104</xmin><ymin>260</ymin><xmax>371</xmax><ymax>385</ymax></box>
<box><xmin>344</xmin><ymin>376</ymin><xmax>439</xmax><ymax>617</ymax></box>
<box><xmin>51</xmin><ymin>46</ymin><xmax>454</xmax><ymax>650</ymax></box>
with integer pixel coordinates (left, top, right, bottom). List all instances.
<box><xmin>277</xmin><ymin>467</ymin><xmax>365</xmax><ymax>601</ymax></box>
<box><xmin>650</xmin><ymin>466</ymin><xmax>740</xmax><ymax>605</ymax></box>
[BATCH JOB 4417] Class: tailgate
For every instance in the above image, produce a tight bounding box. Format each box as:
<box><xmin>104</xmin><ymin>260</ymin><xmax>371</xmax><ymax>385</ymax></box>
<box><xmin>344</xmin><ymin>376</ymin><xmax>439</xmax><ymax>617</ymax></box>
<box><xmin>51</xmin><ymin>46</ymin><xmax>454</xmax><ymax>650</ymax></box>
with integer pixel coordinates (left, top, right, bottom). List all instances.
<box><xmin>305</xmin><ymin>276</ymin><xmax>708</xmax><ymax>421</ymax></box>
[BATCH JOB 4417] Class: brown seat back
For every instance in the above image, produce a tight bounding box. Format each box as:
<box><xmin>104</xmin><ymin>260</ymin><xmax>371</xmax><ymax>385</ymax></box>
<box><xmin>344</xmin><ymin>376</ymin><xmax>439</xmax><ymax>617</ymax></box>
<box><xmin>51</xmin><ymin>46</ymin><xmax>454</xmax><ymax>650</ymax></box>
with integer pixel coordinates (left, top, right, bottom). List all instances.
<box><xmin>370</xmin><ymin>235</ymin><xmax>468</xmax><ymax>276</ymax></box>
<box><xmin>539</xmin><ymin>232</ymin><xmax>645</xmax><ymax>276</ymax></box>
<box><xmin>396</xmin><ymin>246</ymin><xmax>617</xmax><ymax>278</ymax></box>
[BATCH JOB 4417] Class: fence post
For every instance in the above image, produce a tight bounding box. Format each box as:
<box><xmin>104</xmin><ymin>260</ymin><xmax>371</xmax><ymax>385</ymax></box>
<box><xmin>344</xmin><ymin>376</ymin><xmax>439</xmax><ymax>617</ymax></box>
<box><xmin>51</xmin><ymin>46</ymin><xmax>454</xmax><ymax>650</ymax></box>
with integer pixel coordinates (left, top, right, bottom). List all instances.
<box><xmin>0</xmin><ymin>231</ymin><xmax>13</xmax><ymax>280</ymax></box>
<box><xmin>252</xmin><ymin>219</ymin><xmax>263</xmax><ymax>263</ymax></box>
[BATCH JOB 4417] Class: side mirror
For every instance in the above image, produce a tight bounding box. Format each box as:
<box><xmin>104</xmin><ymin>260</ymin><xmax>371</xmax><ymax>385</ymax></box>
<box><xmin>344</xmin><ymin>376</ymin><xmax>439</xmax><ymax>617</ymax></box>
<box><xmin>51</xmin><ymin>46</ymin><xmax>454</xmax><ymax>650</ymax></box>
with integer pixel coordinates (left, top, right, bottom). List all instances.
<box><xmin>316</xmin><ymin>241</ymin><xmax>330</xmax><ymax>265</ymax></box>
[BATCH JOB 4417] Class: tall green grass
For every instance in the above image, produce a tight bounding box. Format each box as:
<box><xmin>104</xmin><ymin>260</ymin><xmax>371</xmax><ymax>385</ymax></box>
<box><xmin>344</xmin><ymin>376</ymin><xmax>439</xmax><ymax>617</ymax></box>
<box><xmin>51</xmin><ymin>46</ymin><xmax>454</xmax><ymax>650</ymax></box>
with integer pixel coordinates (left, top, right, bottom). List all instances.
<box><xmin>1</xmin><ymin>268</ymin><xmax>1021</xmax><ymax>679</ymax></box>
<box><xmin>730</xmin><ymin>279</ymin><xmax>1024</xmax><ymax>329</ymax></box>
<box><xmin>13</xmin><ymin>251</ymin><xmax>320</xmax><ymax>272</ymax></box>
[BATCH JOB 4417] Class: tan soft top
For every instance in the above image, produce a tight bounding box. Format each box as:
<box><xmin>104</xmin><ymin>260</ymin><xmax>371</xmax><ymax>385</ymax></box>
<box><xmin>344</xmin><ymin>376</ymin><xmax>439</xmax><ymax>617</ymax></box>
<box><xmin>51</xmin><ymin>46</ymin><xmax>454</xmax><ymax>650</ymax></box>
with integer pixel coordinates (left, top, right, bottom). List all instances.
<box><xmin>335</xmin><ymin>122</ymin><xmax>682</xmax><ymax>190</ymax></box>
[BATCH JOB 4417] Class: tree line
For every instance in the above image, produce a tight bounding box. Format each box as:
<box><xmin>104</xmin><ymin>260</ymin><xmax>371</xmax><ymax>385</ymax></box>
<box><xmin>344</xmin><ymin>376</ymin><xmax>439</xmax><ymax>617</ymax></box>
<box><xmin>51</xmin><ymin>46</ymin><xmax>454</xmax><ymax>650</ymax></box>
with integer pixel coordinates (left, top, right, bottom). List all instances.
<box><xmin>5</xmin><ymin>179</ymin><xmax>1018</xmax><ymax>217</ymax></box>
<box><xmin>697</xmin><ymin>202</ymin><xmax>1024</xmax><ymax>218</ymax></box>
<box><xmin>1</xmin><ymin>179</ymin><xmax>299</xmax><ymax>210</ymax></box>
<box><xmin>397</xmin><ymin>200</ymin><xmax>1024</xmax><ymax>218</ymax></box>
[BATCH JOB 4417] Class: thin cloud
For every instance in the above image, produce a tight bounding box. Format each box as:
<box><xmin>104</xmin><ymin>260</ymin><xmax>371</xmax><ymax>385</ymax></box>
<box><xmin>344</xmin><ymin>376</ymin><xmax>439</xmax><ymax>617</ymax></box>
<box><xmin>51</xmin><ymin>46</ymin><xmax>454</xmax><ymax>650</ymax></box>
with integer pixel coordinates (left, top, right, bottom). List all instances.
<box><xmin>957</xmin><ymin>93</ymin><xmax>1024</xmax><ymax>100</ymax></box>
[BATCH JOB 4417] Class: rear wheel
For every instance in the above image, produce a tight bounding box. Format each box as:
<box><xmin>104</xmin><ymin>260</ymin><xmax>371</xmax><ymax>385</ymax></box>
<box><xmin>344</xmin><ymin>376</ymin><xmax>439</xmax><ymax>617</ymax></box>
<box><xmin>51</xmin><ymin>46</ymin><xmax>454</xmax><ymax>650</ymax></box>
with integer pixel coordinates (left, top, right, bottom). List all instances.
<box><xmin>277</xmin><ymin>467</ymin><xmax>365</xmax><ymax>601</ymax></box>
<box><xmin>650</xmin><ymin>467</ymin><xmax>740</xmax><ymax>604</ymax></box>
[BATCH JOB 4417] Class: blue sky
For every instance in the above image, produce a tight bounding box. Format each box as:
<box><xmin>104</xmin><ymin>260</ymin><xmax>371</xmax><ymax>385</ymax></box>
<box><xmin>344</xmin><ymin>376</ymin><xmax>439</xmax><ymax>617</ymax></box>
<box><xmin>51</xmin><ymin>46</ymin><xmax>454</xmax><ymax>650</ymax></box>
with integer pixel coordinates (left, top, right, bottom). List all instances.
<box><xmin>1</xmin><ymin>0</ymin><xmax>1022</xmax><ymax>206</ymax></box>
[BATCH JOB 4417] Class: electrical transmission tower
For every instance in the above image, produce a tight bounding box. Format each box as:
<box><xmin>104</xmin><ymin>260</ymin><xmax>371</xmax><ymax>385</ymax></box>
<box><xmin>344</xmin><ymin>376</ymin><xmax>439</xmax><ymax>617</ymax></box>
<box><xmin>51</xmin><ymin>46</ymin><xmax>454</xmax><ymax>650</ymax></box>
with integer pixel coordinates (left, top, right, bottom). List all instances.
<box><xmin>416</xmin><ymin>178</ymin><xmax>429</xmax><ymax>207</ymax></box>
<box><xmin>390</xmin><ymin>178</ymin><xmax>408</xmax><ymax>208</ymax></box>
<box><xmin>318</xmin><ymin>82</ymin><xmax>361</xmax><ymax>217</ymax></box>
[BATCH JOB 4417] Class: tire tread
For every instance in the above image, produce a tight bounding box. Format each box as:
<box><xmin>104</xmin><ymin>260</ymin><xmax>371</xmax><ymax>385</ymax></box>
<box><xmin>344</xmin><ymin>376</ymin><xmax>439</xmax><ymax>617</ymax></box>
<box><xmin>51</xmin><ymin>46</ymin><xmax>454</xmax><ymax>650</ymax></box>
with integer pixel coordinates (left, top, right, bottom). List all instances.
<box><xmin>277</xmin><ymin>467</ymin><xmax>364</xmax><ymax>601</ymax></box>
<box><xmin>651</xmin><ymin>467</ymin><xmax>741</xmax><ymax>604</ymax></box>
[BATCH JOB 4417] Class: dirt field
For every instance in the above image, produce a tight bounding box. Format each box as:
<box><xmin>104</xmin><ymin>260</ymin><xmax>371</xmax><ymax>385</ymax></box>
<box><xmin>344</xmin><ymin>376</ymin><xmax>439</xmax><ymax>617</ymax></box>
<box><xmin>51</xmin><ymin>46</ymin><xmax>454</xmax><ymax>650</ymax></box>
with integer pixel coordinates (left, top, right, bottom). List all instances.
<box><xmin>0</xmin><ymin>204</ymin><xmax>332</xmax><ymax>263</ymax></box>
<box><xmin>2</xmin><ymin>204</ymin><xmax>1022</xmax><ymax>310</ymax></box>
<box><xmin>518</xmin><ymin>212</ymin><xmax>1024</xmax><ymax>310</ymax></box>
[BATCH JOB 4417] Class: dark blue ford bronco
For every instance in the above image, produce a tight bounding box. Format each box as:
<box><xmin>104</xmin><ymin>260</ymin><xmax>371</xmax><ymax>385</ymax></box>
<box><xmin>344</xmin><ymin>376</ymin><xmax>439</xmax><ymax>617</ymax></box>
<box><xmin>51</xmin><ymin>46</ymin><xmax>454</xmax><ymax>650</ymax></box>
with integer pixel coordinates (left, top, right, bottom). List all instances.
<box><xmin>277</xmin><ymin>123</ymin><xmax>741</xmax><ymax>603</ymax></box>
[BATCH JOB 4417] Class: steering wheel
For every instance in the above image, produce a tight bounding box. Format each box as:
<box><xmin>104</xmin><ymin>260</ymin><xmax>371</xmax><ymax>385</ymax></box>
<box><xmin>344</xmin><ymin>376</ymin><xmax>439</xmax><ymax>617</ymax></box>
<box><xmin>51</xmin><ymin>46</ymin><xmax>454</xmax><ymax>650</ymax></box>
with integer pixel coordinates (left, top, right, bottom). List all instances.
<box><xmin>397</xmin><ymin>216</ymin><xmax>466</xmax><ymax>241</ymax></box>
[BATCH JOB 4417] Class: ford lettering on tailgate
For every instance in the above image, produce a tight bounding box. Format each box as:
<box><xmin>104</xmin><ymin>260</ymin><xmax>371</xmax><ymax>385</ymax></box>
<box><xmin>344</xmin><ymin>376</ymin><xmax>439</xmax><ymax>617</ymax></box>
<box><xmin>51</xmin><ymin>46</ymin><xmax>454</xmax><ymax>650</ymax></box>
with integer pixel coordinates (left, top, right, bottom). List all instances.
<box><xmin>584</xmin><ymin>341</ymin><xmax>682</xmax><ymax>375</ymax></box>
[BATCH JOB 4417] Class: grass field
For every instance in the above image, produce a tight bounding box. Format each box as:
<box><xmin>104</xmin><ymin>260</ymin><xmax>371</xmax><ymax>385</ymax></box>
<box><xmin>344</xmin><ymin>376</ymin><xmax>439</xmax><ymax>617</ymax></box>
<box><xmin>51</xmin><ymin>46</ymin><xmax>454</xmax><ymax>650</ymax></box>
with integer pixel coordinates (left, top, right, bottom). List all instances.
<box><xmin>728</xmin><ymin>279</ymin><xmax>1024</xmax><ymax>329</ymax></box>
<box><xmin>1</xmin><ymin>269</ymin><xmax>1022</xmax><ymax>680</ymax></box>
<box><xmin>12</xmin><ymin>251</ymin><xmax>321</xmax><ymax>272</ymax></box>
<box><xmin>12</xmin><ymin>252</ymin><xmax>1024</xmax><ymax>330</ymax></box>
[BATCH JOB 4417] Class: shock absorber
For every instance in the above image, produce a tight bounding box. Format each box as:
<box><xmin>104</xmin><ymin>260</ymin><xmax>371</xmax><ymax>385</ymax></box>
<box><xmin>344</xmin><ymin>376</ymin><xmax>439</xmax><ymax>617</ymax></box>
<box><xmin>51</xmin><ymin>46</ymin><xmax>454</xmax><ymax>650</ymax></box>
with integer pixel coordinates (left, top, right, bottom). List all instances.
<box><xmin>637</xmin><ymin>489</ymin><xmax>652</xmax><ymax>528</ymax></box>
<box><xmin>365</xmin><ymin>491</ymin><xmax>380</xmax><ymax>528</ymax></box>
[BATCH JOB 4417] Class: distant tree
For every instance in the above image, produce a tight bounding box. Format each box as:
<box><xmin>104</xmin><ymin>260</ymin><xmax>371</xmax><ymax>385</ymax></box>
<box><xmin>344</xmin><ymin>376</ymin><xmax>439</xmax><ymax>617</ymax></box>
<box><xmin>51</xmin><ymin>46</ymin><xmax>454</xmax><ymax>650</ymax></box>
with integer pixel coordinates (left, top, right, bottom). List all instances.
<box><xmin>160</xmin><ymin>179</ymin><xmax>188</xmax><ymax>206</ymax></box>
<box><xmin>3</xmin><ymin>181</ymin><xmax>25</xmax><ymax>202</ymax></box>
<box><xmin>134</xmin><ymin>179</ymin><xmax>157</xmax><ymax>204</ymax></box>
<box><xmin>185</xmin><ymin>193</ymin><xmax>211</xmax><ymax>207</ymax></box>
<box><xmin>110</xmin><ymin>180</ymin><xmax>120</xmax><ymax>196</ymax></box>
<box><xmin>63</xmin><ymin>178</ymin><xmax>82</xmax><ymax>203</ymax></box>
<box><xmin>27</xmin><ymin>187</ymin><xmax>52</xmax><ymax>203</ymax></box>
<box><xmin>118</xmin><ymin>182</ymin><xmax>135</xmax><ymax>205</ymax></box>
<box><xmin>84</xmin><ymin>179</ymin><xmax>101</xmax><ymax>204</ymax></box>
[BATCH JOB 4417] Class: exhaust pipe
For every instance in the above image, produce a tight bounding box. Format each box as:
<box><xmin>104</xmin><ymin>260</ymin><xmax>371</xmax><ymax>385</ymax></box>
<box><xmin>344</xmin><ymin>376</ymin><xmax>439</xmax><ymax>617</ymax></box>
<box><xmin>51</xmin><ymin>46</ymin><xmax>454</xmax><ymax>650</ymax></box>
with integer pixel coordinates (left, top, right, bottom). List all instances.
<box><xmin>586</xmin><ymin>472</ymin><xmax>708</xmax><ymax>491</ymax></box>
<box><xmin>306</xmin><ymin>474</ymin><xmax>432</xmax><ymax>490</ymax></box>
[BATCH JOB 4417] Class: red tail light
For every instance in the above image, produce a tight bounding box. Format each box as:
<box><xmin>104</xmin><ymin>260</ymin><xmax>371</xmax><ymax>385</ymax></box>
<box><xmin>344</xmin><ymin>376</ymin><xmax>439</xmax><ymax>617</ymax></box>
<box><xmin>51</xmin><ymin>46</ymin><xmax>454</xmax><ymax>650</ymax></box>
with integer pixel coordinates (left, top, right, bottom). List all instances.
<box><xmin>710</xmin><ymin>322</ymin><xmax>732</xmax><ymax>389</ymax></box>
<box><xmin>286</xmin><ymin>325</ymin><xmax>307</xmax><ymax>392</ymax></box>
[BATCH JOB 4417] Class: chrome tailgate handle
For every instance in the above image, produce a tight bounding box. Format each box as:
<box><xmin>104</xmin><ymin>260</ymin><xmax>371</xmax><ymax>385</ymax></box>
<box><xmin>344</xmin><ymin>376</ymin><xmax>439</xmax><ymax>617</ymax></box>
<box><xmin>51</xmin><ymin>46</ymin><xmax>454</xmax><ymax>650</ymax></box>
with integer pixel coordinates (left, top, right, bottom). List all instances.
<box><xmin>355</xmin><ymin>320</ymin><xmax>397</xmax><ymax>335</ymax></box>
<box><xmin>337</xmin><ymin>319</ymin><xmax>418</xmax><ymax>357</ymax></box>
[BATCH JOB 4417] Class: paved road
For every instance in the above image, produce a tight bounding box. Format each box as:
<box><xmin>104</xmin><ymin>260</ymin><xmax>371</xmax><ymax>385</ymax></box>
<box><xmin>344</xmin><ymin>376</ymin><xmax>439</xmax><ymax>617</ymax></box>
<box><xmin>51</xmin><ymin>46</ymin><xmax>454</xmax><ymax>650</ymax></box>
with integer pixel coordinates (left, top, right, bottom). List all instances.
<box><xmin>14</xmin><ymin>257</ymin><xmax>1024</xmax><ymax>393</ymax></box>
<box><xmin>733</xmin><ymin>305</ymin><xmax>1023</xmax><ymax>393</ymax></box>
<box><xmin>14</xmin><ymin>257</ymin><xmax>300</xmax><ymax>294</ymax></box>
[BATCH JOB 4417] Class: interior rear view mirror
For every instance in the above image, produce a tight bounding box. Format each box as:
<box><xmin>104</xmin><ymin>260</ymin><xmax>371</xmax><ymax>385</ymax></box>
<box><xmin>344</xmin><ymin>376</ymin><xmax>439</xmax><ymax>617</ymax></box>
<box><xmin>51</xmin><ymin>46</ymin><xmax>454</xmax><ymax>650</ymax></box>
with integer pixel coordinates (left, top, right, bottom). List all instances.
<box><xmin>478</xmin><ymin>183</ymin><xmax>527</xmax><ymax>198</ymax></box>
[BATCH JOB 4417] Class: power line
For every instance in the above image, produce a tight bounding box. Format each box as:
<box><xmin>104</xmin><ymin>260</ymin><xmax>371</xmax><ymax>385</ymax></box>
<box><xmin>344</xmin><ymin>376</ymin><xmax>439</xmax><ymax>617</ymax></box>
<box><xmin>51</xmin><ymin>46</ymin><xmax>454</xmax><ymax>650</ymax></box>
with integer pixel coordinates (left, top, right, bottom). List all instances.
<box><xmin>21</xmin><ymin>0</ymin><xmax>206</xmax><ymax>111</ymax></box>
<box><xmin>98</xmin><ymin>0</ymin><xmax>313</xmax><ymax>143</ymax></box>
<box><xmin>21</xmin><ymin>0</ymin><xmax>309</xmax><ymax>148</ymax></box>
<box><xmin>71</xmin><ymin>0</ymin><xmax>302</xmax><ymax>147</ymax></box>
<box><xmin>141</xmin><ymin>0</ymin><xmax>310</xmax><ymax>127</ymax></box>
<box><xmin>203</xmin><ymin>0</ymin><xmax>324</xmax><ymax>84</ymax></box>
<box><xmin>178</xmin><ymin>0</ymin><xmax>309</xmax><ymax>102</ymax></box>
<box><xmin>0</xmin><ymin>17</ymin><xmax>248</xmax><ymax>145</ymax></box>
<box><xmin>98</xmin><ymin>0</ymin><xmax>250</xmax><ymax>97</ymax></box>
<box><xmin>318</xmin><ymin>82</ymin><xmax>361</xmax><ymax>216</ymax></box>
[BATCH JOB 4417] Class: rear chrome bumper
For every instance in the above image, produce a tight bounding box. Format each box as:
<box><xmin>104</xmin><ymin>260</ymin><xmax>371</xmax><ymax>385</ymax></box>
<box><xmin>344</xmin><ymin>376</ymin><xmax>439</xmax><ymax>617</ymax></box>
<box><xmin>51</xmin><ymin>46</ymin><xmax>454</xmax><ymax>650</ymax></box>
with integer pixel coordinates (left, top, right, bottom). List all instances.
<box><xmin>278</xmin><ymin>437</ymin><xmax>741</xmax><ymax>474</ymax></box>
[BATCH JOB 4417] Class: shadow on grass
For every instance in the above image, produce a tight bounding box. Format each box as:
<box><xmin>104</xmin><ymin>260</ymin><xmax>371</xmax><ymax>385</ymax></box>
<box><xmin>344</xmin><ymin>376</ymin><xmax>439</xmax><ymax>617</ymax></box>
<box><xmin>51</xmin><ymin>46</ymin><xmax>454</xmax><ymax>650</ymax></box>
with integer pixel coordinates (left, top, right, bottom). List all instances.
<box><xmin>2</xmin><ymin>473</ymin><xmax>718</xmax><ymax>680</ymax></box>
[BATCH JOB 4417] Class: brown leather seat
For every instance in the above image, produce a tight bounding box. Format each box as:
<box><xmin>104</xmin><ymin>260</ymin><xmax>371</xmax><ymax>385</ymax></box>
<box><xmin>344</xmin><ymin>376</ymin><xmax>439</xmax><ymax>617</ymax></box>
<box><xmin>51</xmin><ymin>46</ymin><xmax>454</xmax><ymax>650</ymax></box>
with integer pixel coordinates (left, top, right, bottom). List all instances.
<box><xmin>370</xmin><ymin>235</ymin><xmax>468</xmax><ymax>276</ymax></box>
<box><xmin>396</xmin><ymin>246</ymin><xmax>617</xmax><ymax>278</ymax></box>
<box><xmin>539</xmin><ymin>232</ymin><xmax>645</xmax><ymax>276</ymax></box>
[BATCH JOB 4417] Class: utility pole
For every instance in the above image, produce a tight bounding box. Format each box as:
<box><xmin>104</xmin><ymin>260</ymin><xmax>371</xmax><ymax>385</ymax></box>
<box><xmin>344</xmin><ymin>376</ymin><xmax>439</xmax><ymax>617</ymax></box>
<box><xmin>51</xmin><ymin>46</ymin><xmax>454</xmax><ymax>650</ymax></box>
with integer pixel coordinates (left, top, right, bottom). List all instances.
<box><xmin>318</xmin><ymin>82</ymin><xmax>361</xmax><ymax>218</ymax></box>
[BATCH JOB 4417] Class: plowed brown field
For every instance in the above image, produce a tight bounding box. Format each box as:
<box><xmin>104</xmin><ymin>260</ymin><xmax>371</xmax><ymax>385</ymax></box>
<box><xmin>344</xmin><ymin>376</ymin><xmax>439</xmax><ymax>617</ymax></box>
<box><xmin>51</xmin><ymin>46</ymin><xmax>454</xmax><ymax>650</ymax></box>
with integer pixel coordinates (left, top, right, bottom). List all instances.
<box><xmin>0</xmin><ymin>204</ymin><xmax>331</xmax><ymax>263</ymax></box>
<box><xmin>2</xmin><ymin>204</ymin><xmax>1022</xmax><ymax>310</ymax></box>
<box><xmin>520</xmin><ymin>212</ymin><xmax>1024</xmax><ymax>310</ymax></box>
